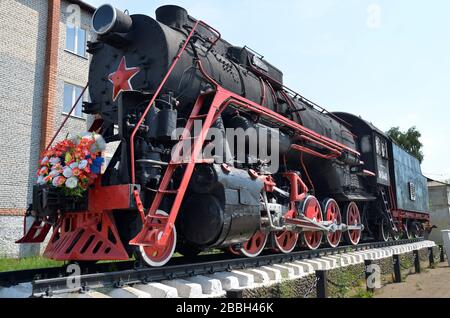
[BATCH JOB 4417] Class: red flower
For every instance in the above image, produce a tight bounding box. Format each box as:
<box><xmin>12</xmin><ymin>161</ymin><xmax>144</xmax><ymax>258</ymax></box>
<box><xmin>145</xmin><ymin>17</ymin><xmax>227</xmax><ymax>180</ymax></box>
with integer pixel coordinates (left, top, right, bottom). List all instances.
<box><xmin>72</xmin><ymin>168</ymin><xmax>81</xmax><ymax>177</ymax></box>
<box><xmin>38</xmin><ymin>166</ymin><xmax>48</xmax><ymax>176</ymax></box>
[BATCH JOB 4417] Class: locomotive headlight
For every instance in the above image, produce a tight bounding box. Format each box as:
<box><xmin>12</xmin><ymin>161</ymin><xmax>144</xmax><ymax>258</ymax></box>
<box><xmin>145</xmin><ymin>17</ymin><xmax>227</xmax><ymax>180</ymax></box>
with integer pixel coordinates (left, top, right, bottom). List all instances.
<box><xmin>92</xmin><ymin>4</ymin><xmax>133</xmax><ymax>35</ymax></box>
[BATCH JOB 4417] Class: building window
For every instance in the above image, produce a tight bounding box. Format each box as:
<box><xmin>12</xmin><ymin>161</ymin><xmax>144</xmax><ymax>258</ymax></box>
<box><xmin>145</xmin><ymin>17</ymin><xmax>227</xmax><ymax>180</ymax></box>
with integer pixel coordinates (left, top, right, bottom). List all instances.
<box><xmin>63</xmin><ymin>83</ymin><xmax>86</xmax><ymax>118</ymax></box>
<box><xmin>65</xmin><ymin>24</ymin><xmax>87</xmax><ymax>57</ymax></box>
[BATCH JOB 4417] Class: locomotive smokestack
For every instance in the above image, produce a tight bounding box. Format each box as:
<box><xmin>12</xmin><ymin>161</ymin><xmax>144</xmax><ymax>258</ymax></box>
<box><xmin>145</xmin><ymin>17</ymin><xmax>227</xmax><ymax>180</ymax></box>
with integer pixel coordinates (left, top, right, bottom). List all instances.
<box><xmin>156</xmin><ymin>5</ymin><xmax>188</xmax><ymax>28</ymax></box>
<box><xmin>92</xmin><ymin>4</ymin><xmax>133</xmax><ymax>35</ymax></box>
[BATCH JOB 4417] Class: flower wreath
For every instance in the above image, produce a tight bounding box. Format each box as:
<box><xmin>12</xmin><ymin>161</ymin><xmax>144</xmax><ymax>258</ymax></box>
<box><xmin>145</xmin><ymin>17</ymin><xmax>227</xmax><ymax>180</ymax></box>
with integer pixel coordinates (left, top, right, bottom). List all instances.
<box><xmin>37</xmin><ymin>133</ymin><xmax>106</xmax><ymax>197</ymax></box>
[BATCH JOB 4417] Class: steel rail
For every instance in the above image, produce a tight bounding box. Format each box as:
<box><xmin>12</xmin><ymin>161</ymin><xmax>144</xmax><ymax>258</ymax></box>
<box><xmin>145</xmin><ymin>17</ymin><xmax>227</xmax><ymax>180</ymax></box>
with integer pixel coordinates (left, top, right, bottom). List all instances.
<box><xmin>26</xmin><ymin>238</ymin><xmax>424</xmax><ymax>297</ymax></box>
<box><xmin>0</xmin><ymin>261</ymin><xmax>138</xmax><ymax>289</ymax></box>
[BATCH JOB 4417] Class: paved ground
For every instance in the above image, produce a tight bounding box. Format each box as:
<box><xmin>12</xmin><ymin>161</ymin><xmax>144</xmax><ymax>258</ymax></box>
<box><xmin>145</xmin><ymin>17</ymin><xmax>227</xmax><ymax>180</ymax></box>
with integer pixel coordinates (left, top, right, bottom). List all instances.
<box><xmin>374</xmin><ymin>263</ymin><xmax>450</xmax><ymax>298</ymax></box>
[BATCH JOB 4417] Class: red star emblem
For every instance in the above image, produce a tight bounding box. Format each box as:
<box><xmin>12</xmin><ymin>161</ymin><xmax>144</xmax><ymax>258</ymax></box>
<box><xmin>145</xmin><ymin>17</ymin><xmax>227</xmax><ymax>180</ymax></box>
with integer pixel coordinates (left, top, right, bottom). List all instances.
<box><xmin>108</xmin><ymin>56</ymin><xmax>141</xmax><ymax>101</ymax></box>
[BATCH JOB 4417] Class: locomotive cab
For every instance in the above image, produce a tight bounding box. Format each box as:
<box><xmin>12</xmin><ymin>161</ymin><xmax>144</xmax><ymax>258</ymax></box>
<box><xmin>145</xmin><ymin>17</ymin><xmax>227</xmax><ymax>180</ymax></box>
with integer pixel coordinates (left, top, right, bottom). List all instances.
<box><xmin>333</xmin><ymin>112</ymin><xmax>391</xmax><ymax>187</ymax></box>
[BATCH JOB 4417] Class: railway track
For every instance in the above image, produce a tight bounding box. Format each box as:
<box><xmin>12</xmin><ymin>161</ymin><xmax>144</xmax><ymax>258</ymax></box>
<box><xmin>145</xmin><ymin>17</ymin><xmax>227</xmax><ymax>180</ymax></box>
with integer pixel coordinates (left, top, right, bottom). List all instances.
<box><xmin>0</xmin><ymin>238</ymin><xmax>430</xmax><ymax>298</ymax></box>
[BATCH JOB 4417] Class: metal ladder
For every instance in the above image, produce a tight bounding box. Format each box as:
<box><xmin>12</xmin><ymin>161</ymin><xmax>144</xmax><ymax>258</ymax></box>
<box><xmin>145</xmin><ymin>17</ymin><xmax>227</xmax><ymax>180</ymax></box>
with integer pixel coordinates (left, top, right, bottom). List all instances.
<box><xmin>380</xmin><ymin>188</ymin><xmax>397</xmax><ymax>231</ymax></box>
<box><xmin>130</xmin><ymin>92</ymin><xmax>219</xmax><ymax>248</ymax></box>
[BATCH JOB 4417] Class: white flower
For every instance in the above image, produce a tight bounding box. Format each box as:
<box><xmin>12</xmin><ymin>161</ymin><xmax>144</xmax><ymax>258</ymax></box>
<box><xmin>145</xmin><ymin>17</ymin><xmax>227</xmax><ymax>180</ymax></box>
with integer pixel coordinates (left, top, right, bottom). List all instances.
<box><xmin>37</xmin><ymin>175</ymin><xmax>45</xmax><ymax>185</ymax></box>
<box><xmin>78</xmin><ymin>160</ymin><xmax>88</xmax><ymax>170</ymax></box>
<box><xmin>90</xmin><ymin>135</ymin><xmax>106</xmax><ymax>153</ymax></box>
<box><xmin>65</xmin><ymin>177</ymin><xmax>78</xmax><ymax>189</ymax></box>
<box><xmin>69</xmin><ymin>162</ymin><xmax>79</xmax><ymax>169</ymax></box>
<box><xmin>52</xmin><ymin>176</ymin><xmax>63</xmax><ymax>187</ymax></box>
<box><xmin>49</xmin><ymin>157</ymin><xmax>60</xmax><ymax>166</ymax></box>
<box><xmin>49</xmin><ymin>170</ymin><xmax>60</xmax><ymax>178</ymax></box>
<box><xmin>63</xmin><ymin>167</ymin><xmax>73</xmax><ymax>178</ymax></box>
<box><xmin>41</xmin><ymin>157</ymin><xmax>49</xmax><ymax>165</ymax></box>
<box><xmin>39</xmin><ymin>166</ymin><xmax>48</xmax><ymax>175</ymax></box>
<box><xmin>71</xmin><ymin>132</ymin><xmax>106</xmax><ymax>153</ymax></box>
<box><xmin>71</xmin><ymin>132</ymin><xmax>90</xmax><ymax>144</ymax></box>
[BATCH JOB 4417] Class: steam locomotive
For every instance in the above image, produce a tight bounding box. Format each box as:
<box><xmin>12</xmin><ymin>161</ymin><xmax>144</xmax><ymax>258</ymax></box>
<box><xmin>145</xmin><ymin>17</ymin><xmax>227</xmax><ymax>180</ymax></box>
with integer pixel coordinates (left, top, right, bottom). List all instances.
<box><xmin>18</xmin><ymin>4</ymin><xmax>430</xmax><ymax>267</ymax></box>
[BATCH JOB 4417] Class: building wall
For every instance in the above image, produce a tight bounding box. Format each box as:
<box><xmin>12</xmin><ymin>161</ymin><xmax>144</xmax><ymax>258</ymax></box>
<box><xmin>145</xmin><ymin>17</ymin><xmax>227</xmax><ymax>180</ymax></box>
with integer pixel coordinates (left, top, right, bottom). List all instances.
<box><xmin>55</xmin><ymin>0</ymin><xmax>94</xmax><ymax>141</ymax></box>
<box><xmin>0</xmin><ymin>0</ymin><xmax>48</xmax><ymax>215</ymax></box>
<box><xmin>428</xmin><ymin>183</ymin><xmax>450</xmax><ymax>245</ymax></box>
<box><xmin>0</xmin><ymin>0</ymin><xmax>94</xmax><ymax>258</ymax></box>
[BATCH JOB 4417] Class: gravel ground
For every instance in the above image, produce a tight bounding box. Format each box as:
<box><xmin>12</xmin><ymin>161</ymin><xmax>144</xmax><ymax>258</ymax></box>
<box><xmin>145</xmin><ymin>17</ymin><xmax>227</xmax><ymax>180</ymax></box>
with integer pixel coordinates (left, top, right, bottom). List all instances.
<box><xmin>242</xmin><ymin>274</ymin><xmax>318</xmax><ymax>298</ymax></box>
<box><xmin>374</xmin><ymin>263</ymin><xmax>450</xmax><ymax>298</ymax></box>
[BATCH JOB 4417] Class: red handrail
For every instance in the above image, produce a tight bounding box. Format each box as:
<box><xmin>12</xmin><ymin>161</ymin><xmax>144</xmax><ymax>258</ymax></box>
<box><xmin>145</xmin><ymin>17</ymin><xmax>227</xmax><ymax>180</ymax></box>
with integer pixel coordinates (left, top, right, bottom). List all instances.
<box><xmin>44</xmin><ymin>83</ymin><xmax>89</xmax><ymax>152</ymax></box>
<box><xmin>129</xmin><ymin>20</ymin><xmax>221</xmax><ymax>184</ymax></box>
<box><xmin>290</xmin><ymin>144</ymin><xmax>340</xmax><ymax>160</ymax></box>
<box><xmin>196</xmin><ymin>59</ymin><xmax>361</xmax><ymax>158</ymax></box>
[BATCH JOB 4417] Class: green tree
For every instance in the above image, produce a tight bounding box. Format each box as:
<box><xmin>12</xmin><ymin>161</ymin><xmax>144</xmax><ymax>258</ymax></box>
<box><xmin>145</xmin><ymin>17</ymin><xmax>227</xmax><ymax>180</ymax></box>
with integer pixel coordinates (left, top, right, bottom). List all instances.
<box><xmin>387</xmin><ymin>126</ymin><xmax>424</xmax><ymax>163</ymax></box>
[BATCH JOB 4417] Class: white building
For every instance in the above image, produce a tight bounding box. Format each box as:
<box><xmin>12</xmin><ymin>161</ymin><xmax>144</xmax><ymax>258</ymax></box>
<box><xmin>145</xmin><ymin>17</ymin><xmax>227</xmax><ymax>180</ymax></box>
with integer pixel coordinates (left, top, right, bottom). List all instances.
<box><xmin>427</xmin><ymin>179</ymin><xmax>450</xmax><ymax>245</ymax></box>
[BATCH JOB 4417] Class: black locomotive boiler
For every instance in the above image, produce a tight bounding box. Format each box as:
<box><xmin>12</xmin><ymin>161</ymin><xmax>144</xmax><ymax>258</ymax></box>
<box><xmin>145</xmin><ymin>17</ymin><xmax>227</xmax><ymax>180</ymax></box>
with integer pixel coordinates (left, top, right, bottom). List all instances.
<box><xmin>18</xmin><ymin>4</ymin><xmax>430</xmax><ymax>267</ymax></box>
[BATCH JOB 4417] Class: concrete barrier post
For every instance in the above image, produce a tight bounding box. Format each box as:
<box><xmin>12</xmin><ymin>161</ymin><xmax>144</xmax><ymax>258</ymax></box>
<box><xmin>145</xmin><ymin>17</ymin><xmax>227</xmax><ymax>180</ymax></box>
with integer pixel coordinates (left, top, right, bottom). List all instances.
<box><xmin>428</xmin><ymin>247</ymin><xmax>435</xmax><ymax>268</ymax></box>
<box><xmin>227</xmin><ymin>290</ymin><xmax>243</xmax><ymax>298</ymax></box>
<box><xmin>443</xmin><ymin>230</ymin><xmax>450</xmax><ymax>266</ymax></box>
<box><xmin>413</xmin><ymin>250</ymin><xmax>421</xmax><ymax>274</ymax></box>
<box><xmin>315</xmin><ymin>270</ymin><xmax>329</xmax><ymax>298</ymax></box>
<box><xmin>439</xmin><ymin>245</ymin><xmax>446</xmax><ymax>263</ymax></box>
<box><xmin>365</xmin><ymin>260</ymin><xmax>375</xmax><ymax>292</ymax></box>
<box><xmin>393</xmin><ymin>254</ymin><xmax>402</xmax><ymax>283</ymax></box>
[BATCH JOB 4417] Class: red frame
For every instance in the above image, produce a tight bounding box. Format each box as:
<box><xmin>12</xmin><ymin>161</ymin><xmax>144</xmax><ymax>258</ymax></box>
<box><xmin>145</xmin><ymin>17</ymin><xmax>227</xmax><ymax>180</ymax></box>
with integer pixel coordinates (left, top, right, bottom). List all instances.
<box><xmin>42</xmin><ymin>180</ymin><xmax>133</xmax><ymax>260</ymax></box>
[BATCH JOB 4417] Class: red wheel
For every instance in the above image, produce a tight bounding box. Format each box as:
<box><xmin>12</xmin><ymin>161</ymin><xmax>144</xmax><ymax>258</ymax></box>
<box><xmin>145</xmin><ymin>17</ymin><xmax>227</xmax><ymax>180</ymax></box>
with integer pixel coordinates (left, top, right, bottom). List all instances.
<box><xmin>272</xmin><ymin>205</ymin><xmax>299</xmax><ymax>254</ymax></box>
<box><xmin>343</xmin><ymin>202</ymin><xmax>362</xmax><ymax>245</ymax></box>
<box><xmin>138</xmin><ymin>211</ymin><xmax>177</xmax><ymax>267</ymax></box>
<box><xmin>323</xmin><ymin>199</ymin><xmax>342</xmax><ymax>248</ymax></box>
<box><xmin>227</xmin><ymin>246</ymin><xmax>241</xmax><ymax>256</ymax></box>
<box><xmin>302</xmin><ymin>196</ymin><xmax>324</xmax><ymax>250</ymax></box>
<box><xmin>272</xmin><ymin>230</ymin><xmax>299</xmax><ymax>254</ymax></box>
<box><xmin>239</xmin><ymin>230</ymin><xmax>268</xmax><ymax>258</ymax></box>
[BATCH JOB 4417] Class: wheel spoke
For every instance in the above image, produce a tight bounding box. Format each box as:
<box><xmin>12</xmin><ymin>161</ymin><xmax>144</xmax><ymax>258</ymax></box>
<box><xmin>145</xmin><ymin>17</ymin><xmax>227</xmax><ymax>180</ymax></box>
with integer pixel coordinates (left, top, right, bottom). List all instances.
<box><xmin>302</xmin><ymin>196</ymin><xmax>325</xmax><ymax>250</ymax></box>
<box><xmin>323</xmin><ymin>199</ymin><xmax>342</xmax><ymax>248</ymax></box>
<box><xmin>240</xmin><ymin>231</ymin><xmax>268</xmax><ymax>257</ymax></box>
<box><xmin>140</xmin><ymin>211</ymin><xmax>176</xmax><ymax>267</ymax></box>
<box><xmin>344</xmin><ymin>202</ymin><xmax>361</xmax><ymax>246</ymax></box>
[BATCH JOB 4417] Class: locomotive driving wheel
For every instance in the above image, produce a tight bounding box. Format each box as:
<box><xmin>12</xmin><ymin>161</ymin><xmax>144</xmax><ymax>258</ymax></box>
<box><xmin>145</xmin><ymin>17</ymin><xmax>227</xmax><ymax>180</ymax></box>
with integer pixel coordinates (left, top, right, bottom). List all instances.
<box><xmin>137</xmin><ymin>211</ymin><xmax>177</xmax><ymax>267</ymax></box>
<box><xmin>343</xmin><ymin>202</ymin><xmax>362</xmax><ymax>245</ymax></box>
<box><xmin>272</xmin><ymin>230</ymin><xmax>299</xmax><ymax>254</ymax></box>
<box><xmin>379</xmin><ymin>216</ymin><xmax>392</xmax><ymax>242</ymax></box>
<box><xmin>411</xmin><ymin>222</ymin><xmax>424</xmax><ymax>239</ymax></box>
<box><xmin>404</xmin><ymin>221</ymin><xmax>412</xmax><ymax>239</ymax></box>
<box><xmin>272</xmin><ymin>208</ymin><xmax>300</xmax><ymax>254</ymax></box>
<box><xmin>235</xmin><ymin>230</ymin><xmax>268</xmax><ymax>258</ymax></box>
<box><xmin>302</xmin><ymin>196</ymin><xmax>324</xmax><ymax>250</ymax></box>
<box><xmin>323</xmin><ymin>199</ymin><xmax>342</xmax><ymax>248</ymax></box>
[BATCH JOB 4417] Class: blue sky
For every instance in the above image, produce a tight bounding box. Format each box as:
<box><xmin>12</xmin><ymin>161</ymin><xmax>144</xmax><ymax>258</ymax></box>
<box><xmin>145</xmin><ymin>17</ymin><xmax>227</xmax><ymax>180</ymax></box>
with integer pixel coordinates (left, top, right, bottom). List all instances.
<box><xmin>86</xmin><ymin>0</ymin><xmax>450</xmax><ymax>181</ymax></box>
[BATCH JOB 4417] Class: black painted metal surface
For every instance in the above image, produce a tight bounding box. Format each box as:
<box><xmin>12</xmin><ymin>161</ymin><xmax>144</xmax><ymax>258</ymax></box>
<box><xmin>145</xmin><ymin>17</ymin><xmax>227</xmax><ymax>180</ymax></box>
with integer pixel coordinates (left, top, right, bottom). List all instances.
<box><xmin>393</xmin><ymin>254</ymin><xmax>402</xmax><ymax>283</ymax></box>
<box><xmin>413</xmin><ymin>250</ymin><xmax>421</xmax><ymax>274</ymax></box>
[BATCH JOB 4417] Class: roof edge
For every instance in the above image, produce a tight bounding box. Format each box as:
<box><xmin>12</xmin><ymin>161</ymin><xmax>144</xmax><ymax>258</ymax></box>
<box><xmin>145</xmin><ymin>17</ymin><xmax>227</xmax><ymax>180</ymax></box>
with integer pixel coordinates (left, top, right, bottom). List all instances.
<box><xmin>67</xmin><ymin>0</ymin><xmax>96</xmax><ymax>13</ymax></box>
